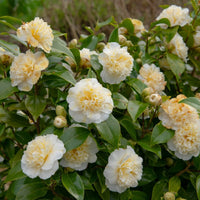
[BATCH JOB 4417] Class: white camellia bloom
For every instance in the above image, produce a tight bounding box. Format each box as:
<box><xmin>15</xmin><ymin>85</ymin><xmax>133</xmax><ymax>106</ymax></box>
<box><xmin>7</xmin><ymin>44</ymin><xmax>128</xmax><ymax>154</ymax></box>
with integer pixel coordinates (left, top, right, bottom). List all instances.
<box><xmin>137</xmin><ymin>63</ymin><xmax>166</xmax><ymax>93</ymax></box>
<box><xmin>0</xmin><ymin>47</ymin><xmax>14</xmax><ymax>65</ymax></box>
<box><xmin>130</xmin><ymin>19</ymin><xmax>146</xmax><ymax>37</ymax></box>
<box><xmin>67</xmin><ymin>78</ymin><xmax>113</xmax><ymax>124</ymax></box>
<box><xmin>167</xmin><ymin>121</ymin><xmax>200</xmax><ymax>160</ymax></box>
<box><xmin>159</xmin><ymin>94</ymin><xmax>199</xmax><ymax>130</ymax></box>
<box><xmin>193</xmin><ymin>26</ymin><xmax>200</xmax><ymax>50</ymax></box>
<box><xmin>156</xmin><ymin>5</ymin><xmax>192</xmax><ymax>27</ymax></box>
<box><xmin>10</xmin><ymin>50</ymin><xmax>49</xmax><ymax>91</ymax></box>
<box><xmin>17</xmin><ymin>17</ymin><xmax>54</xmax><ymax>53</ymax></box>
<box><xmin>99</xmin><ymin>42</ymin><xmax>133</xmax><ymax>84</ymax></box>
<box><xmin>80</xmin><ymin>48</ymin><xmax>97</xmax><ymax>68</ymax></box>
<box><xmin>167</xmin><ymin>33</ymin><xmax>188</xmax><ymax>62</ymax></box>
<box><xmin>103</xmin><ymin>146</ymin><xmax>143</xmax><ymax>193</ymax></box>
<box><xmin>60</xmin><ymin>136</ymin><xmax>98</xmax><ymax>170</ymax></box>
<box><xmin>21</xmin><ymin>134</ymin><xmax>66</xmax><ymax>179</ymax></box>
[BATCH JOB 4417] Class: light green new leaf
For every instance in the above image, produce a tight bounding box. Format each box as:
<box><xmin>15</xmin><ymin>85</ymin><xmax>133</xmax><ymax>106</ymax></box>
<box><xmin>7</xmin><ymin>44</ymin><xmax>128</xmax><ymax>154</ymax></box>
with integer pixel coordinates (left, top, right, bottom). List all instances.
<box><xmin>180</xmin><ymin>97</ymin><xmax>200</xmax><ymax>114</ymax></box>
<box><xmin>108</xmin><ymin>28</ymin><xmax>119</xmax><ymax>43</ymax></box>
<box><xmin>62</xmin><ymin>172</ymin><xmax>84</xmax><ymax>200</ymax></box>
<box><xmin>127</xmin><ymin>100</ymin><xmax>149</xmax><ymax>122</ymax></box>
<box><xmin>196</xmin><ymin>175</ymin><xmax>200</xmax><ymax>200</ymax></box>
<box><xmin>25</xmin><ymin>95</ymin><xmax>46</xmax><ymax>121</ymax></box>
<box><xmin>60</xmin><ymin>127</ymin><xmax>90</xmax><ymax>151</ymax></box>
<box><xmin>95</xmin><ymin>16</ymin><xmax>115</xmax><ymax>31</ymax></box>
<box><xmin>151</xmin><ymin>122</ymin><xmax>175</xmax><ymax>146</ymax></box>
<box><xmin>151</xmin><ymin>180</ymin><xmax>168</xmax><ymax>200</ymax></box>
<box><xmin>0</xmin><ymin>78</ymin><xmax>18</xmax><ymax>100</ymax></box>
<box><xmin>16</xmin><ymin>182</ymin><xmax>48</xmax><ymax>200</ymax></box>
<box><xmin>95</xmin><ymin>115</ymin><xmax>121</xmax><ymax>148</ymax></box>
<box><xmin>169</xmin><ymin>176</ymin><xmax>181</xmax><ymax>193</ymax></box>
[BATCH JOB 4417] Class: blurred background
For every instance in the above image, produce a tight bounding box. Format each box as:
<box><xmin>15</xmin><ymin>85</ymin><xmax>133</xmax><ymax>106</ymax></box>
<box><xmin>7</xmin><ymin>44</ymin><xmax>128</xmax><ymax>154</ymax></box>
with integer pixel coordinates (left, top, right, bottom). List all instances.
<box><xmin>0</xmin><ymin>0</ymin><xmax>190</xmax><ymax>40</ymax></box>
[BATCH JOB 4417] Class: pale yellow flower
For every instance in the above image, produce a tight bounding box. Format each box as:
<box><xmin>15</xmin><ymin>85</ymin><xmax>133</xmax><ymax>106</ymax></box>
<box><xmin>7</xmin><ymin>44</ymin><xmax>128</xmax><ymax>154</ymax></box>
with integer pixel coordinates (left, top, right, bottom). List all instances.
<box><xmin>21</xmin><ymin>134</ymin><xmax>66</xmax><ymax>179</ymax></box>
<box><xmin>17</xmin><ymin>17</ymin><xmax>54</xmax><ymax>53</ymax></box>
<box><xmin>60</xmin><ymin>136</ymin><xmax>98</xmax><ymax>170</ymax></box>
<box><xmin>10</xmin><ymin>50</ymin><xmax>49</xmax><ymax>91</ymax></box>
<box><xmin>167</xmin><ymin>33</ymin><xmax>188</xmax><ymax>62</ymax></box>
<box><xmin>167</xmin><ymin>121</ymin><xmax>200</xmax><ymax>160</ymax></box>
<box><xmin>0</xmin><ymin>47</ymin><xmax>14</xmax><ymax>65</ymax></box>
<box><xmin>137</xmin><ymin>63</ymin><xmax>166</xmax><ymax>93</ymax></box>
<box><xmin>195</xmin><ymin>93</ymin><xmax>200</xmax><ymax>100</ymax></box>
<box><xmin>99</xmin><ymin>42</ymin><xmax>133</xmax><ymax>84</ymax></box>
<box><xmin>130</xmin><ymin>19</ymin><xmax>146</xmax><ymax>37</ymax></box>
<box><xmin>103</xmin><ymin>146</ymin><xmax>143</xmax><ymax>193</ymax></box>
<box><xmin>159</xmin><ymin>95</ymin><xmax>199</xmax><ymax>130</ymax></box>
<box><xmin>193</xmin><ymin>26</ymin><xmax>200</xmax><ymax>50</ymax></box>
<box><xmin>80</xmin><ymin>48</ymin><xmax>97</xmax><ymax>68</ymax></box>
<box><xmin>156</xmin><ymin>5</ymin><xmax>192</xmax><ymax>27</ymax></box>
<box><xmin>67</xmin><ymin>78</ymin><xmax>113</xmax><ymax>124</ymax></box>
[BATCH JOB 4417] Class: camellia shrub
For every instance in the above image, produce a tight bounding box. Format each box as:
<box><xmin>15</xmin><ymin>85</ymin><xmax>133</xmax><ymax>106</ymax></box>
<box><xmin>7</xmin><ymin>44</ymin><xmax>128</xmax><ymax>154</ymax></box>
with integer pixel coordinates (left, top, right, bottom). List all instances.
<box><xmin>1</xmin><ymin>1</ymin><xmax>200</xmax><ymax>200</ymax></box>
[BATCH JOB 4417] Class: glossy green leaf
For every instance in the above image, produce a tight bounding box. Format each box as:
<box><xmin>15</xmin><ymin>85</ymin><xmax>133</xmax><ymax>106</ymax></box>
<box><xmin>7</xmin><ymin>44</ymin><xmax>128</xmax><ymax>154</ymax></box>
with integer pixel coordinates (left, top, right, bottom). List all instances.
<box><xmin>81</xmin><ymin>35</ymin><xmax>98</xmax><ymax>50</ymax></box>
<box><xmin>62</xmin><ymin>172</ymin><xmax>84</xmax><ymax>200</ymax></box>
<box><xmin>196</xmin><ymin>175</ymin><xmax>200</xmax><ymax>200</ymax></box>
<box><xmin>95</xmin><ymin>115</ymin><xmax>121</xmax><ymax>148</ymax></box>
<box><xmin>16</xmin><ymin>182</ymin><xmax>47</xmax><ymax>200</ymax></box>
<box><xmin>71</xmin><ymin>48</ymin><xmax>80</xmax><ymax>66</ymax></box>
<box><xmin>151</xmin><ymin>180</ymin><xmax>168</xmax><ymax>200</ymax></box>
<box><xmin>193</xmin><ymin>155</ymin><xmax>200</xmax><ymax>170</ymax></box>
<box><xmin>91</xmin><ymin>55</ymin><xmax>102</xmax><ymax>71</ymax></box>
<box><xmin>151</xmin><ymin>122</ymin><xmax>175</xmax><ymax>145</ymax></box>
<box><xmin>139</xmin><ymin>168</ymin><xmax>157</xmax><ymax>186</ymax></box>
<box><xmin>0</xmin><ymin>78</ymin><xmax>18</xmax><ymax>100</ymax></box>
<box><xmin>131</xmin><ymin>191</ymin><xmax>147</xmax><ymax>200</ymax></box>
<box><xmin>0</xmin><ymin>39</ymin><xmax>20</xmax><ymax>55</ymax></box>
<box><xmin>180</xmin><ymin>97</ymin><xmax>200</xmax><ymax>114</ymax></box>
<box><xmin>119</xmin><ymin>18</ymin><xmax>134</xmax><ymax>34</ymax></box>
<box><xmin>108</xmin><ymin>28</ymin><xmax>119</xmax><ymax>43</ymax></box>
<box><xmin>163</xmin><ymin>26</ymin><xmax>179</xmax><ymax>42</ymax></box>
<box><xmin>126</xmin><ymin>78</ymin><xmax>147</xmax><ymax>94</ymax></box>
<box><xmin>167</xmin><ymin>53</ymin><xmax>185</xmax><ymax>79</ymax></box>
<box><xmin>169</xmin><ymin>176</ymin><xmax>181</xmax><ymax>193</ymax></box>
<box><xmin>41</xmin><ymin>126</ymin><xmax>63</xmax><ymax>137</ymax></box>
<box><xmin>112</xmin><ymin>92</ymin><xmax>128</xmax><ymax>109</ymax></box>
<box><xmin>127</xmin><ymin>100</ymin><xmax>149</xmax><ymax>122</ymax></box>
<box><xmin>150</xmin><ymin>18</ymin><xmax>170</xmax><ymax>29</ymax></box>
<box><xmin>95</xmin><ymin>16</ymin><xmax>115</xmax><ymax>31</ymax></box>
<box><xmin>97</xmin><ymin>168</ymin><xmax>107</xmax><ymax>193</ymax></box>
<box><xmin>25</xmin><ymin>95</ymin><xmax>46</xmax><ymax>121</ymax></box>
<box><xmin>60</xmin><ymin>127</ymin><xmax>90</xmax><ymax>151</ymax></box>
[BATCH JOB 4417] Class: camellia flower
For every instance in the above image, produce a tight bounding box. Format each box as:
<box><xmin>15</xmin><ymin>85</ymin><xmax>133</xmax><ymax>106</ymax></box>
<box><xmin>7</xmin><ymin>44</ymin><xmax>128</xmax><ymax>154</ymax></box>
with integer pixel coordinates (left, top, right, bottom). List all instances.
<box><xmin>193</xmin><ymin>26</ymin><xmax>200</xmax><ymax>50</ymax></box>
<box><xmin>80</xmin><ymin>48</ymin><xmax>97</xmax><ymax>68</ymax></box>
<box><xmin>67</xmin><ymin>78</ymin><xmax>113</xmax><ymax>124</ymax></box>
<box><xmin>167</xmin><ymin>121</ymin><xmax>200</xmax><ymax>160</ymax></box>
<box><xmin>137</xmin><ymin>63</ymin><xmax>166</xmax><ymax>93</ymax></box>
<box><xmin>60</xmin><ymin>136</ymin><xmax>98</xmax><ymax>170</ymax></box>
<box><xmin>99</xmin><ymin>42</ymin><xmax>133</xmax><ymax>84</ymax></box>
<box><xmin>130</xmin><ymin>18</ymin><xmax>146</xmax><ymax>37</ymax></box>
<box><xmin>103</xmin><ymin>146</ymin><xmax>143</xmax><ymax>193</ymax></box>
<box><xmin>167</xmin><ymin>33</ymin><xmax>188</xmax><ymax>62</ymax></box>
<box><xmin>17</xmin><ymin>17</ymin><xmax>54</xmax><ymax>53</ymax></box>
<box><xmin>159</xmin><ymin>94</ymin><xmax>199</xmax><ymax>130</ymax></box>
<box><xmin>21</xmin><ymin>134</ymin><xmax>66</xmax><ymax>179</ymax></box>
<box><xmin>0</xmin><ymin>47</ymin><xmax>14</xmax><ymax>65</ymax></box>
<box><xmin>10</xmin><ymin>50</ymin><xmax>49</xmax><ymax>91</ymax></box>
<box><xmin>156</xmin><ymin>5</ymin><xmax>192</xmax><ymax>27</ymax></box>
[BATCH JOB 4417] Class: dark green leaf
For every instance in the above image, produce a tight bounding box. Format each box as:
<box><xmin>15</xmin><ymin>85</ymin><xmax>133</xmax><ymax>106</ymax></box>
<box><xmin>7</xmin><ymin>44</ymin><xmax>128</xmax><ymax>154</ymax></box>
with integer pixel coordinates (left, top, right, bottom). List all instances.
<box><xmin>169</xmin><ymin>176</ymin><xmax>181</xmax><ymax>192</ymax></box>
<box><xmin>0</xmin><ymin>78</ymin><xmax>18</xmax><ymax>100</ymax></box>
<box><xmin>196</xmin><ymin>175</ymin><xmax>200</xmax><ymax>200</ymax></box>
<box><xmin>150</xmin><ymin>18</ymin><xmax>171</xmax><ymax>29</ymax></box>
<box><xmin>41</xmin><ymin>126</ymin><xmax>63</xmax><ymax>137</ymax></box>
<box><xmin>81</xmin><ymin>35</ymin><xmax>98</xmax><ymax>50</ymax></box>
<box><xmin>180</xmin><ymin>97</ymin><xmax>200</xmax><ymax>114</ymax></box>
<box><xmin>60</xmin><ymin>127</ymin><xmax>90</xmax><ymax>151</ymax></box>
<box><xmin>108</xmin><ymin>28</ymin><xmax>119</xmax><ymax>43</ymax></box>
<box><xmin>112</xmin><ymin>92</ymin><xmax>128</xmax><ymax>109</ymax></box>
<box><xmin>81</xmin><ymin>176</ymin><xmax>94</xmax><ymax>191</ymax></box>
<box><xmin>151</xmin><ymin>122</ymin><xmax>175</xmax><ymax>145</ymax></box>
<box><xmin>119</xmin><ymin>18</ymin><xmax>134</xmax><ymax>34</ymax></box>
<box><xmin>95</xmin><ymin>115</ymin><xmax>121</xmax><ymax>148</ymax></box>
<box><xmin>91</xmin><ymin>55</ymin><xmax>102</xmax><ymax>71</ymax></box>
<box><xmin>62</xmin><ymin>172</ymin><xmax>84</xmax><ymax>200</ymax></box>
<box><xmin>127</xmin><ymin>100</ymin><xmax>148</xmax><ymax>122</ymax></box>
<box><xmin>25</xmin><ymin>95</ymin><xmax>46</xmax><ymax>121</ymax></box>
<box><xmin>163</xmin><ymin>26</ymin><xmax>179</xmax><ymax>42</ymax></box>
<box><xmin>97</xmin><ymin>168</ymin><xmax>107</xmax><ymax>193</ymax></box>
<box><xmin>126</xmin><ymin>78</ymin><xmax>147</xmax><ymax>94</ymax></box>
<box><xmin>139</xmin><ymin>168</ymin><xmax>157</xmax><ymax>186</ymax></box>
<box><xmin>193</xmin><ymin>155</ymin><xmax>200</xmax><ymax>170</ymax></box>
<box><xmin>151</xmin><ymin>180</ymin><xmax>168</xmax><ymax>200</ymax></box>
<box><xmin>131</xmin><ymin>191</ymin><xmax>147</xmax><ymax>200</ymax></box>
<box><xmin>71</xmin><ymin>48</ymin><xmax>80</xmax><ymax>66</ymax></box>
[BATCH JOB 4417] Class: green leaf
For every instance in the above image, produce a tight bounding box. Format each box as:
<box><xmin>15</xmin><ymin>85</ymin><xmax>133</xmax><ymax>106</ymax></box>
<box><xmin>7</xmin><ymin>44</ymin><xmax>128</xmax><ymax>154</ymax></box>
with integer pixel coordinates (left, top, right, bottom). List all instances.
<box><xmin>151</xmin><ymin>122</ymin><xmax>175</xmax><ymax>145</ymax></box>
<box><xmin>95</xmin><ymin>115</ymin><xmax>121</xmax><ymax>148</ymax></box>
<box><xmin>112</xmin><ymin>92</ymin><xmax>128</xmax><ymax>109</ymax></box>
<box><xmin>0</xmin><ymin>16</ymin><xmax>23</xmax><ymax>24</ymax></box>
<box><xmin>180</xmin><ymin>97</ymin><xmax>200</xmax><ymax>114</ymax></box>
<box><xmin>126</xmin><ymin>78</ymin><xmax>147</xmax><ymax>94</ymax></box>
<box><xmin>191</xmin><ymin>0</ymin><xmax>199</xmax><ymax>13</ymax></box>
<box><xmin>193</xmin><ymin>155</ymin><xmax>200</xmax><ymax>170</ymax></box>
<box><xmin>41</xmin><ymin>126</ymin><xmax>63</xmax><ymax>137</ymax></box>
<box><xmin>108</xmin><ymin>28</ymin><xmax>119</xmax><ymax>43</ymax></box>
<box><xmin>139</xmin><ymin>168</ymin><xmax>157</xmax><ymax>186</ymax></box>
<box><xmin>196</xmin><ymin>175</ymin><xmax>200</xmax><ymax>200</ymax></box>
<box><xmin>150</xmin><ymin>18</ymin><xmax>171</xmax><ymax>29</ymax></box>
<box><xmin>130</xmin><ymin>191</ymin><xmax>147</xmax><ymax>200</ymax></box>
<box><xmin>91</xmin><ymin>55</ymin><xmax>102</xmax><ymax>71</ymax></box>
<box><xmin>62</xmin><ymin>172</ymin><xmax>84</xmax><ymax>200</ymax></box>
<box><xmin>151</xmin><ymin>180</ymin><xmax>168</xmax><ymax>200</ymax></box>
<box><xmin>169</xmin><ymin>176</ymin><xmax>181</xmax><ymax>193</ymax></box>
<box><xmin>16</xmin><ymin>182</ymin><xmax>47</xmax><ymax>200</ymax></box>
<box><xmin>138</xmin><ymin>135</ymin><xmax>162</xmax><ymax>158</ymax></box>
<box><xmin>97</xmin><ymin>168</ymin><xmax>107</xmax><ymax>193</ymax></box>
<box><xmin>127</xmin><ymin>100</ymin><xmax>148</xmax><ymax>122</ymax></box>
<box><xmin>95</xmin><ymin>16</ymin><xmax>116</xmax><ymax>31</ymax></box>
<box><xmin>81</xmin><ymin>35</ymin><xmax>98</xmax><ymax>50</ymax></box>
<box><xmin>166</xmin><ymin>53</ymin><xmax>185</xmax><ymax>79</ymax></box>
<box><xmin>163</xmin><ymin>26</ymin><xmax>179</xmax><ymax>42</ymax></box>
<box><xmin>71</xmin><ymin>48</ymin><xmax>80</xmax><ymax>66</ymax></box>
<box><xmin>119</xmin><ymin>18</ymin><xmax>134</xmax><ymax>34</ymax></box>
<box><xmin>0</xmin><ymin>78</ymin><xmax>18</xmax><ymax>100</ymax></box>
<box><xmin>179</xmin><ymin>24</ymin><xmax>194</xmax><ymax>47</ymax></box>
<box><xmin>0</xmin><ymin>39</ymin><xmax>20</xmax><ymax>55</ymax></box>
<box><xmin>81</xmin><ymin>176</ymin><xmax>94</xmax><ymax>191</ymax></box>
<box><xmin>25</xmin><ymin>95</ymin><xmax>46</xmax><ymax>121</ymax></box>
<box><xmin>60</xmin><ymin>127</ymin><xmax>90</xmax><ymax>151</ymax></box>
<box><xmin>0</xmin><ymin>20</ymin><xmax>17</xmax><ymax>30</ymax></box>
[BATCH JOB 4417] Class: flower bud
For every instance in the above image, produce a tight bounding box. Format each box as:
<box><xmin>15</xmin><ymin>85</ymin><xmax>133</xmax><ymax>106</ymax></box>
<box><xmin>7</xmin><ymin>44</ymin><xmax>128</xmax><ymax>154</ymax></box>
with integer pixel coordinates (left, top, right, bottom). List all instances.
<box><xmin>148</xmin><ymin>93</ymin><xmax>162</xmax><ymax>106</ymax></box>
<box><xmin>0</xmin><ymin>47</ymin><xmax>14</xmax><ymax>66</ymax></box>
<box><xmin>195</xmin><ymin>93</ymin><xmax>200</xmax><ymax>100</ymax></box>
<box><xmin>54</xmin><ymin>116</ymin><xmax>67</xmax><ymax>128</ymax></box>
<box><xmin>119</xmin><ymin>35</ymin><xmax>127</xmax><ymax>45</ymax></box>
<box><xmin>68</xmin><ymin>39</ymin><xmax>77</xmax><ymax>48</ymax></box>
<box><xmin>166</xmin><ymin>157</ymin><xmax>174</xmax><ymax>167</ymax></box>
<box><xmin>96</xmin><ymin>42</ymin><xmax>105</xmax><ymax>52</ymax></box>
<box><xmin>142</xmin><ymin>87</ymin><xmax>154</xmax><ymax>98</ymax></box>
<box><xmin>136</xmin><ymin>58</ymin><xmax>142</xmax><ymax>64</ymax></box>
<box><xmin>118</xmin><ymin>27</ymin><xmax>128</xmax><ymax>35</ymax></box>
<box><xmin>125</xmin><ymin>40</ymin><xmax>133</xmax><ymax>47</ymax></box>
<box><xmin>56</xmin><ymin>105</ymin><xmax>67</xmax><ymax>117</ymax></box>
<box><xmin>65</xmin><ymin>56</ymin><xmax>76</xmax><ymax>68</ymax></box>
<box><xmin>164</xmin><ymin>192</ymin><xmax>175</xmax><ymax>200</ymax></box>
<box><xmin>176</xmin><ymin>198</ymin><xmax>186</xmax><ymax>200</ymax></box>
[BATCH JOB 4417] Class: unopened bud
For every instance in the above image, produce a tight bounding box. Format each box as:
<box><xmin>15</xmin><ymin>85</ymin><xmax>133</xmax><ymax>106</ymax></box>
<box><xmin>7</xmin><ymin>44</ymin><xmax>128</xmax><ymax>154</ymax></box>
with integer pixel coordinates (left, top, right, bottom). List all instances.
<box><xmin>176</xmin><ymin>198</ymin><xmax>186</xmax><ymax>200</ymax></box>
<box><xmin>54</xmin><ymin>116</ymin><xmax>67</xmax><ymax>128</ymax></box>
<box><xmin>148</xmin><ymin>93</ymin><xmax>162</xmax><ymax>106</ymax></box>
<box><xmin>118</xmin><ymin>27</ymin><xmax>128</xmax><ymax>35</ymax></box>
<box><xmin>0</xmin><ymin>47</ymin><xmax>14</xmax><ymax>66</ymax></box>
<box><xmin>125</xmin><ymin>40</ymin><xmax>133</xmax><ymax>47</ymax></box>
<box><xmin>195</xmin><ymin>93</ymin><xmax>200</xmax><ymax>100</ymax></box>
<box><xmin>142</xmin><ymin>87</ymin><xmax>154</xmax><ymax>98</ymax></box>
<box><xmin>68</xmin><ymin>39</ymin><xmax>77</xmax><ymax>48</ymax></box>
<box><xmin>119</xmin><ymin>35</ymin><xmax>127</xmax><ymax>45</ymax></box>
<box><xmin>166</xmin><ymin>157</ymin><xmax>174</xmax><ymax>167</ymax></box>
<box><xmin>163</xmin><ymin>192</ymin><xmax>175</xmax><ymax>200</ymax></box>
<box><xmin>136</xmin><ymin>58</ymin><xmax>142</xmax><ymax>64</ymax></box>
<box><xmin>56</xmin><ymin>105</ymin><xmax>67</xmax><ymax>117</ymax></box>
<box><xmin>65</xmin><ymin>56</ymin><xmax>76</xmax><ymax>68</ymax></box>
<box><xmin>96</xmin><ymin>42</ymin><xmax>105</xmax><ymax>52</ymax></box>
